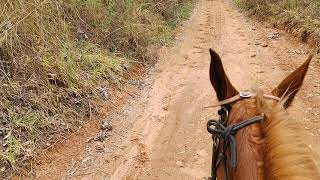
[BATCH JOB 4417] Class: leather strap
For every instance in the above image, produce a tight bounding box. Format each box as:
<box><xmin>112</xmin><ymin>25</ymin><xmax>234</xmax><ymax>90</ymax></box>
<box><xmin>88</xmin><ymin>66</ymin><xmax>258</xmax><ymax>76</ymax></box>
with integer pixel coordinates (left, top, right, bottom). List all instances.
<box><xmin>204</xmin><ymin>92</ymin><xmax>281</xmax><ymax>108</ymax></box>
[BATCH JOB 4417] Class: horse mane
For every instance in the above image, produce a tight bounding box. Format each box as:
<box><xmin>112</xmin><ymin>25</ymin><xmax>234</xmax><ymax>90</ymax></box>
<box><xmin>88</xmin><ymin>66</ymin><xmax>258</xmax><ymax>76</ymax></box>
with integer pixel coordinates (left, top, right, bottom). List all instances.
<box><xmin>255</xmin><ymin>92</ymin><xmax>320</xmax><ymax>179</ymax></box>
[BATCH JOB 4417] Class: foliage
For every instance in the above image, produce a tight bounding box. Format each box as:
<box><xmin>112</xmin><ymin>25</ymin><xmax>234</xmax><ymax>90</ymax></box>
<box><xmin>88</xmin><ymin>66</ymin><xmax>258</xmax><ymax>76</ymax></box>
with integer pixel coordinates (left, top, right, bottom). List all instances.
<box><xmin>235</xmin><ymin>0</ymin><xmax>320</xmax><ymax>44</ymax></box>
<box><xmin>0</xmin><ymin>0</ymin><xmax>194</xmax><ymax>177</ymax></box>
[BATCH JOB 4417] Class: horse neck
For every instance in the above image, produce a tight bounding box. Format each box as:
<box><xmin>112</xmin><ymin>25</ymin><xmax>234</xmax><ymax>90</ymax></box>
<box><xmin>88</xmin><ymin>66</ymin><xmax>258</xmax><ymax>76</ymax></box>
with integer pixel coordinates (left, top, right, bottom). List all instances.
<box><xmin>218</xmin><ymin>100</ymin><xmax>265</xmax><ymax>180</ymax></box>
<box><xmin>219</xmin><ymin>99</ymin><xmax>320</xmax><ymax>180</ymax></box>
<box><xmin>261</xmin><ymin>102</ymin><xmax>320</xmax><ymax>180</ymax></box>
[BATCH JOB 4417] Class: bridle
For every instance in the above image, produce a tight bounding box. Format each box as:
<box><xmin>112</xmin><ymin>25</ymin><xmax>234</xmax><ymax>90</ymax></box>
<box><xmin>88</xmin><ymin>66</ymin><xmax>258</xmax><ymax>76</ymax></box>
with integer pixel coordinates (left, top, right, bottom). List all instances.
<box><xmin>206</xmin><ymin>92</ymin><xmax>280</xmax><ymax>180</ymax></box>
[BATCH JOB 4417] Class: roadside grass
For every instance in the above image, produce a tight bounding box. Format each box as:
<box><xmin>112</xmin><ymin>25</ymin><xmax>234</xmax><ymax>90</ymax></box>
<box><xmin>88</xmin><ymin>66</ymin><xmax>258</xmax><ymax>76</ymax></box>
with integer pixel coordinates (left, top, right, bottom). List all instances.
<box><xmin>233</xmin><ymin>0</ymin><xmax>320</xmax><ymax>46</ymax></box>
<box><xmin>0</xmin><ymin>0</ymin><xmax>195</xmax><ymax>177</ymax></box>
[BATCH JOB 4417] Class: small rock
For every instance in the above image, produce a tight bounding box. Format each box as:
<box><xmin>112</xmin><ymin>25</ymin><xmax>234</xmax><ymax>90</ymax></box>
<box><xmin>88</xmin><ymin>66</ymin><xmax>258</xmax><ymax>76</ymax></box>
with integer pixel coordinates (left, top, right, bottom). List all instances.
<box><xmin>308</xmin><ymin>144</ymin><xmax>312</xmax><ymax>148</ymax></box>
<box><xmin>306</xmin><ymin>94</ymin><xmax>313</xmax><ymax>98</ymax></box>
<box><xmin>305</xmin><ymin>126</ymin><xmax>310</xmax><ymax>130</ymax></box>
<box><xmin>96</xmin><ymin>145</ymin><xmax>105</xmax><ymax>153</ymax></box>
<box><xmin>177</xmin><ymin>151</ymin><xmax>185</xmax><ymax>154</ymax></box>
<box><xmin>81</xmin><ymin>157</ymin><xmax>91</xmax><ymax>164</ymax></box>
<box><xmin>128</xmin><ymin>80</ymin><xmax>144</xmax><ymax>90</ymax></box>
<box><xmin>287</xmin><ymin>49</ymin><xmax>306</xmax><ymax>55</ymax></box>
<box><xmin>251</xmin><ymin>54</ymin><xmax>257</xmax><ymax>58</ymax></box>
<box><xmin>257</xmin><ymin>70</ymin><xmax>265</xmax><ymax>73</ymax></box>
<box><xmin>93</xmin><ymin>121</ymin><xmax>113</xmax><ymax>142</ymax></box>
<box><xmin>94</xmin><ymin>130</ymin><xmax>110</xmax><ymax>142</ymax></box>
<box><xmin>267</xmin><ymin>32</ymin><xmax>280</xmax><ymax>39</ymax></box>
<box><xmin>262</xmin><ymin>44</ymin><xmax>268</xmax><ymax>47</ymax></box>
<box><xmin>86</xmin><ymin>137</ymin><xmax>94</xmax><ymax>143</ymax></box>
<box><xmin>308</xmin><ymin>133</ymin><xmax>315</xmax><ymax>136</ymax></box>
<box><xmin>176</xmin><ymin>161</ymin><xmax>184</xmax><ymax>167</ymax></box>
<box><xmin>122</xmin><ymin>63</ymin><xmax>130</xmax><ymax>70</ymax></box>
<box><xmin>98</xmin><ymin>87</ymin><xmax>109</xmax><ymax>100</ymax></box>
<box><xmin>101</xmin><ymin>121</ymin><xmax>113</xmax><ymax>131</ymax></box>
<box><xmin>254</xmin><ymin>42</ymin><xmax>261</xmax><ymax>45</ymax></box>
<box><xmin>0</xmin><ymin>167</ymin><xmax>5</xmax><ymax>172</ymax></box>
<box><xmin>252</xmin><ymin>28</ymin><xmax>256</xmax><ymax>31</ymax></box>
<box><xmin>76</xmin><ymin>25</ymin><xmax>88</xmax><ymax>41</ymax></box>
<box><xmin>162</xmin><ymin>106</ymin><xmax>168</xmax><ymax>111</ymax></box>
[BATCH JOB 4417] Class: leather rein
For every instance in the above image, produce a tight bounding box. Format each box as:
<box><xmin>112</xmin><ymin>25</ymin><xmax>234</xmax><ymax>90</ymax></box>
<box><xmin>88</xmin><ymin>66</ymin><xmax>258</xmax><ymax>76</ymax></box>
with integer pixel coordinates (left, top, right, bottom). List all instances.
<box><xmin>206</xmin><ymin>92</ymin><xmax>280</xmax><ymax>180</ymax></box>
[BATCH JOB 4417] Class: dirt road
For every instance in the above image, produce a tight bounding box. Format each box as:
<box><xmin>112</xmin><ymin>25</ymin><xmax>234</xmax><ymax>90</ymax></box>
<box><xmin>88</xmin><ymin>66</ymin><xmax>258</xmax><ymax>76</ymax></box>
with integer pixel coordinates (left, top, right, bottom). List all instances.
<box><xmin>31</xmin><ymin>0</ymin><xmax>320</xmax><ymax>179</ymax></box>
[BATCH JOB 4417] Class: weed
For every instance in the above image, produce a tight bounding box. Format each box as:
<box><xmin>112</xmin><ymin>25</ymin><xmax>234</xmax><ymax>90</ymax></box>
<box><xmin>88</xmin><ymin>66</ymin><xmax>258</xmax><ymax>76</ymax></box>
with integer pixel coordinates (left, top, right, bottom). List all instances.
<box><xmin>1</xmin><ymin>136</ymin><xmax>24</xmax><ymax>166</ymax></box>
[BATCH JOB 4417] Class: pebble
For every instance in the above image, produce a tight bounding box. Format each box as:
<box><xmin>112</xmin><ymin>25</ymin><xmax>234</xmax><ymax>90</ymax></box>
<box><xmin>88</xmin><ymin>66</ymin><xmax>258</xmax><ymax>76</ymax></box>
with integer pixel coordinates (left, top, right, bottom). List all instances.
<box><xmin>96</xmin><ymin>145</ymin><xmax>105</xmax><ymax>153</ymax></box>
<box><xmin>99</xmin><ymin>87</ymin><xmax>109</xmax><ymax>100</ymax></box>
<box><xmin>308</xmin><ymin>133</ymin><xmax>315</xmax><ymax>136</ymax></box>
<box><xmin>262</xmin><ymin>44</ymin><xmax>268</xmax><ymax>47</ymax></box>
<box><xmin>176</xmin><ymin>161</ymin><xmax>184</xmax><ymax>167</ymax></box>
<box><xmin>267</xmin><ymin>32</ymin><xmax>280</xmax><ymax>39</ymax></box>
<box><xmin>101</xmin><ymin>121</ymin><xmax>113</xmax><ymax>131</ymax></box>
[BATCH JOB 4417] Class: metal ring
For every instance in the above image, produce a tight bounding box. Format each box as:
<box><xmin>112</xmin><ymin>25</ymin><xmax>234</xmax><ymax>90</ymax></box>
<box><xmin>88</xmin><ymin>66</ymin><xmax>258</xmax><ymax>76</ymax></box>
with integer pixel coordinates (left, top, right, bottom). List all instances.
<box><xmin>239</xmin><ymin>91</ymin><xmax>253</xmax><ymax>98</ymax></box>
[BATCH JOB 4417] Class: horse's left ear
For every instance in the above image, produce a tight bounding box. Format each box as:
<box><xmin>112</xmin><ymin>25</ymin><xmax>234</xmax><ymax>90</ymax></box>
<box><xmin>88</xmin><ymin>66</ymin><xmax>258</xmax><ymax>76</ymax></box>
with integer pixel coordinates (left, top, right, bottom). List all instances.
<box><xmin>271</xmin><ymin>54</ymin><xmax>313</xmax><ymax>109</ymax></box>
<box><xmin>209</xmin><ymin>49</ymin><xmax>238</xmax><ymax>101</ymax></box>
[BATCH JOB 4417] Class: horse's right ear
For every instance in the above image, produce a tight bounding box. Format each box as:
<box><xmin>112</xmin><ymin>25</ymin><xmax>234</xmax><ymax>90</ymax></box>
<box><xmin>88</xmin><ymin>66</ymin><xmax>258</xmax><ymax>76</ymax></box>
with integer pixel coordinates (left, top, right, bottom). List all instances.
<box><xmin>271</xmin><ymin>54</ymin><xmax>313</xmax><ymax>109</ymax></box>
<box><xmin>209</xmin><ymin>49</ymin><xmax>238</xmax><ymax>101</ymax></box>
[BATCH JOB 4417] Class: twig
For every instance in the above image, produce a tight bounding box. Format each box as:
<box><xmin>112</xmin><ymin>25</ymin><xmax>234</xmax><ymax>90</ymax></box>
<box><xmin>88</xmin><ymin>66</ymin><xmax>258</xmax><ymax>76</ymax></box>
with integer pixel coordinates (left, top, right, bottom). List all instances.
<box><xmin>89</xmin><ymin>102</ymin><xmax>92</xmax><ymax>121</ymax></box>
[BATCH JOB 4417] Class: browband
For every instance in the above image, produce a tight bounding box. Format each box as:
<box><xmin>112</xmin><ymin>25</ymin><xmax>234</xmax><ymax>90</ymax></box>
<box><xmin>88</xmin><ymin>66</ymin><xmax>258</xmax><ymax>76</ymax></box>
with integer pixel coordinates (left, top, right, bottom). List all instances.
<box><xmin>205</xmin><ymin>92</ymin><xmax>281</xmax><ymax>108</ymax></box>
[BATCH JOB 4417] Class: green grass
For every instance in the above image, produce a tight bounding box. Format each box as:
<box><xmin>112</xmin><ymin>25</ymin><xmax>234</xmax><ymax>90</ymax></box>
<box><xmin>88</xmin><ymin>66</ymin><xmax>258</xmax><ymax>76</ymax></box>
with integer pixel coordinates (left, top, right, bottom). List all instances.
<box><xmin>0</xmin><ymin>136</ymin><xmax>24</xmax><ymax>166</ymax></box>
<box><xmin>178</xmin><ymin>2</ymin><xmax>193</xmax><ymax>20</ymax></box>
<box><xmin>234</xmin><ymin>0</ymin><xmax>320</xmax><ymax>44</ymax></box>
<box><xmin>0</xmin><ymin>0</ymin><xmax>195</xmax><ymax>177</ymax></box>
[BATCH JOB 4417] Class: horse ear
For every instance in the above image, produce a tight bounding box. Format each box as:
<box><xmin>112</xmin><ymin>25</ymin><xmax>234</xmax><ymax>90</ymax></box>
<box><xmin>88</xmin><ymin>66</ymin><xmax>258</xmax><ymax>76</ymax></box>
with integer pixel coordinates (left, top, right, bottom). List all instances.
<box><xmin>271</xmin><ymin>54</ymin><xmax>313</xmax><ymax>109</ymax></box>
<box><xmin>209</xmin><ymin>49</ymin><xmax>238</xmax><ymax>101</ymax></box>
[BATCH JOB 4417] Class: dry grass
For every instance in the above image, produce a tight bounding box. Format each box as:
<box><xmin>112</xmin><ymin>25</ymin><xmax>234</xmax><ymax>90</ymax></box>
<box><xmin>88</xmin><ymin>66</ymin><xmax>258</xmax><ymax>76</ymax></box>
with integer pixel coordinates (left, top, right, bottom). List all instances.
<box><xmin>0</xmin><ymin>0</ymin><xmax>194</xmax><ymax>177</ymax></box>
<box><xmin>234</xmin><ymin>0</ymin><xmax>320</xmax><ymax>47</ymax></box>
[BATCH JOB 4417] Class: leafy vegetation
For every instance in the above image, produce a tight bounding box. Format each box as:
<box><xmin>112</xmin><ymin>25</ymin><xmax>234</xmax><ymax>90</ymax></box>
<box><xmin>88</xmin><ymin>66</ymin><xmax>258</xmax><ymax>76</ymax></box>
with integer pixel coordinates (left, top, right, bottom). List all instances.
<box><xmin>0</xmin><ymin>0</ymin><xmax>194</xmax><ymax>176</ymax></box>
<box><xmin>234</xmin><ymin>0</ymin><xmax>320</xmax><ymax>45</ymax></box>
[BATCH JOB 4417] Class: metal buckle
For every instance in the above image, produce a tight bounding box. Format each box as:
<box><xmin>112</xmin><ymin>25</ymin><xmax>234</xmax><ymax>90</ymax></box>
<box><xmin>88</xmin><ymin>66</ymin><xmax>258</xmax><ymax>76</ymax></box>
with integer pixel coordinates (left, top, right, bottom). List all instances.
<box><xmin>218</xmin><ymin>107</ymin><xmax>228</xmax><ymax>125</ymax></box>
<box><xmin>239</xmin><ymin>92</ymin><xmax>253</xmax><ymax>98</ymax></box>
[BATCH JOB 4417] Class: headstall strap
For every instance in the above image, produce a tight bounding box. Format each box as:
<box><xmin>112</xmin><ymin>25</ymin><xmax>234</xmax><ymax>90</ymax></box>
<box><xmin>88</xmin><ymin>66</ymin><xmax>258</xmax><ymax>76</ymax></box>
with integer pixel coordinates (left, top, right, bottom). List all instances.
<box><xmin>207</xmin><ymin>92</ymin><xmax>278</xmax><ymax>180</ymax></box>
<box><xmin>204</xmin><ymin>92</ymin><xmax>281</xmax><ymax>109</ymax></box>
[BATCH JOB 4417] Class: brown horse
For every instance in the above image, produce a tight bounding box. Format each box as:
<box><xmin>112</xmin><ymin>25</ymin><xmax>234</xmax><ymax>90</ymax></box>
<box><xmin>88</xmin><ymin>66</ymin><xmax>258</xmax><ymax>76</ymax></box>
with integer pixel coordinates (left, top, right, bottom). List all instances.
<box><xmin>208</xmin><ymin>49</ymin><xmax>320</xmax><ymax>180</ymax></box>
